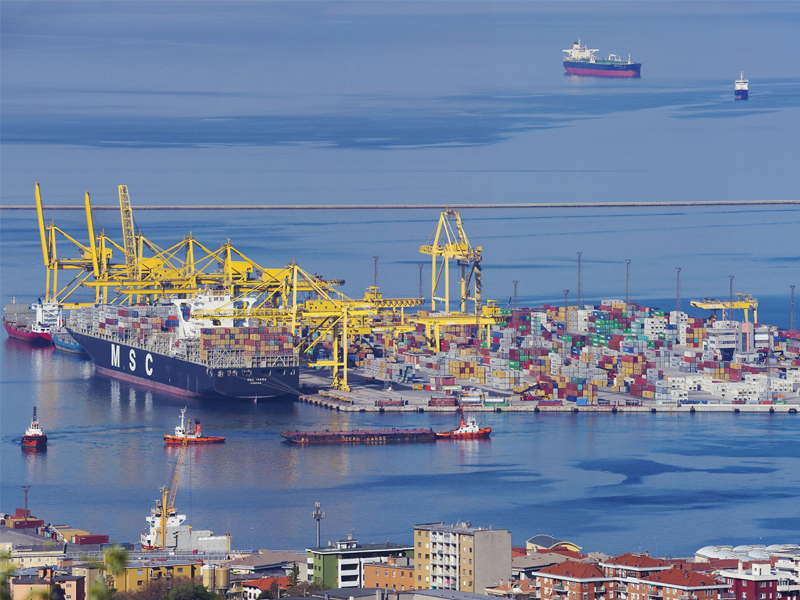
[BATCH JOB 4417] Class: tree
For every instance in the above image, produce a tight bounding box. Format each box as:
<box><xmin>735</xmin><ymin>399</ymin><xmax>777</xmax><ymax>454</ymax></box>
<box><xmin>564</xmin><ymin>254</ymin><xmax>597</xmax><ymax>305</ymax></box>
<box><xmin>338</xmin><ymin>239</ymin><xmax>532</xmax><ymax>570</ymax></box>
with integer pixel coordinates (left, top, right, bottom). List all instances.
<box><xmin>256</xmin><ymin>590</ymin><xmax>273</xmax><ymax>600</ymax></box>
<box><xmin>165</xmin><ymin>584</ymin><xmax>219</xmax><ymax>600</ymax></box>
<box><xmin>88</xmin><ymin>545</ymin><xmax>130</xmax><ymax>600</ymax></box>
<box><xmin>289</xmin><ymin>564</ymin><xmax>300</xmax><ymax>587</ymax></box>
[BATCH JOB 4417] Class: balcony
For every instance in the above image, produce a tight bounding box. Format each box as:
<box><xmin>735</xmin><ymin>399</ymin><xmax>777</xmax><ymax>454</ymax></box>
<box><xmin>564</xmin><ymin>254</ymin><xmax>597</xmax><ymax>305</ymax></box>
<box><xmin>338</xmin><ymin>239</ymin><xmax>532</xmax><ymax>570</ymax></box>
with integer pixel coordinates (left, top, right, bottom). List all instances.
<box><xmin>553</xmin><ymin>585</ymin><xmax>567</xmax><ymax>592</ymax></box>
<box><xmin>647</xmin><ymin>590</ymin><xmax>662</xmax><ymax>598</ymax></box>
<box><xmin>678</xmin><ymin>595</ymin><xmax>698</xmax><ymax>600</ymax></box>
<box><xmin>596</xmin><ymin>588</ymin><xmax>607</xmax><ymax>594</ymax></box>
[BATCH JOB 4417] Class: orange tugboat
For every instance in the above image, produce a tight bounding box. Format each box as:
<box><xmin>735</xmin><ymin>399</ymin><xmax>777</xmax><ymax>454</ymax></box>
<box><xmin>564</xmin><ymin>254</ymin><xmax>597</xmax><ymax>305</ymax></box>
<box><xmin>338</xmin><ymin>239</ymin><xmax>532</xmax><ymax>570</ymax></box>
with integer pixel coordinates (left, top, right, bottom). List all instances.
<box><xmin>22</xmin><ymin>406</ymin><xmax>48</xmax><ymax>447</ymax></box>
<box><xmin>435</xmin><ymin>415</ymin><xmax>491</xmax><ymax>440</ymax></box>
<box><xmin>164</xmin><ymin>408</ymin><xmax>225</xmax><ymax>445</ymax></box>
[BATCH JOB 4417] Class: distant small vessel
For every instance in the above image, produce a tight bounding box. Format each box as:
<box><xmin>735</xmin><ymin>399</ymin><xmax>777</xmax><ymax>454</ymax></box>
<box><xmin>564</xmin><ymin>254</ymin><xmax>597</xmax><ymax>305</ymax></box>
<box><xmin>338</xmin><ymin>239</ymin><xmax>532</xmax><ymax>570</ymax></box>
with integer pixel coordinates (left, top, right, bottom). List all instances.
<box><xmin>735</xmin><ymin>72</ymin><xmax>749</xmax><ymax>100</ymax></box>
<box><xmin>52</xmin><ymin>328</ymin><xmax>87</xmax><ymax>355</ymax></box>
<box><xmin>164</xmin><ymin>408</ymin><xmax>225</xmax><ymax>445</ymax></box>
<box><xmin>22</xmin><ymin>406</ymin><xmax>48</xmax><ymax>447</ymax></box>
<box><xmin>563</xmin><ymin>39</ymin><xmax>641</xmax><ymax>78</ymax></box>
<box><xmin>435</xmin><ymin>415</ymin><xmax>491</xmax><ymax>440</ymax></box>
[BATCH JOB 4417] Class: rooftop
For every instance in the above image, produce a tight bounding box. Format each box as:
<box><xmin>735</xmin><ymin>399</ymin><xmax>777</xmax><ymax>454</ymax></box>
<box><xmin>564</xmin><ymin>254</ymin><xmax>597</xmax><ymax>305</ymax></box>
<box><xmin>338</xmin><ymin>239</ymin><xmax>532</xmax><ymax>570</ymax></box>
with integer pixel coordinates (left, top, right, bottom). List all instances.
<box><xmin>415</xmin><ymin>522</ymin><xmax>506</xmax><ymax>535</ymax></box>
<box><xmin>538</xmin><ymin>560</ymin><xmax>606</xmax><ymax>580</ymax></box>
<box><xmin>602</xmin><ymin>553</ymin><xmax>671</xmax><ymax>570</ymax></box>
<box><xmin>642</xmin><ymin>568</ymin><xmax>728</xmax><ymax>589</ymax></box>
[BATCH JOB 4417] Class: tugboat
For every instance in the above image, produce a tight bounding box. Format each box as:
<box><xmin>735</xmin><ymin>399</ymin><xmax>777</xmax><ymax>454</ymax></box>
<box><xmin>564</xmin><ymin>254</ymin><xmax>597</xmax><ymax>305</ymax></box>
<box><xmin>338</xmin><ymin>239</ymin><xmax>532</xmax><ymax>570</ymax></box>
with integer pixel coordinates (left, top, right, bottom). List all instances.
<box><xmin>164</xmin><ymin>408</ymin><xmax>225</xmax><ymax>445</ymax></box>
<box><xmin>435</xmin><ymin>415</ymin><xmax>491</xmax><ymax>440</ymax></box>
<box><xmin>735</xmin><ymin>72</ymin><xmax>749</xmax><ymax>100</ymax></box>
<box><xmin>22</xmin><ymin>406</ymin><xmax>48</xmax><ymax>447</ymax></box>
<box><xmin>52</xmin><ymin>328</ymin><xmax>87</xmax><ymax>355</ymax></box>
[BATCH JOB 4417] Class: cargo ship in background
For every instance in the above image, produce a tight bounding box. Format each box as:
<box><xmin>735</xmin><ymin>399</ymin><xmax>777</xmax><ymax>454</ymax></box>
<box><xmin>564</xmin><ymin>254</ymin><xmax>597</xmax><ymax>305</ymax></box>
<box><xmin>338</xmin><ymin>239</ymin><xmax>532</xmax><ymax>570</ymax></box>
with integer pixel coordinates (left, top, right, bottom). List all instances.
<box><xmin>435</xmin><ymin>415</ymin><xmax>491</xmax><ymax>440</ymax></box>
<box><xmin>165</xmin><ymin>408</ymin><xmax>225</xmax><ymax>444</ymax></box>
<box><xmin>563</xmin><ymin>39</ymin><xmax>641</xmax><ymax>78</ymax></box>
<box><xmin>281</xmin><ymin>427</ymin><xmax>437</xmax><ymax>444</ymax></box>
<box><xmin>22</xmin><ymin>406</ymin><xmax>48</xmax><ymax>447</ymax></box>
<box><xmin>735</xmin><ymin>72</ymin><xmax>749</xmax><ymax>100</ymax></box>
<box><xmin>67</xmin><ymin>294</ymin><xmax>299</xmax><ymax>400</ymax></box>
<box><xmin>3</xmin><ymin>299</ymin><xmax>60</xmax><ymax>344</ymax></box>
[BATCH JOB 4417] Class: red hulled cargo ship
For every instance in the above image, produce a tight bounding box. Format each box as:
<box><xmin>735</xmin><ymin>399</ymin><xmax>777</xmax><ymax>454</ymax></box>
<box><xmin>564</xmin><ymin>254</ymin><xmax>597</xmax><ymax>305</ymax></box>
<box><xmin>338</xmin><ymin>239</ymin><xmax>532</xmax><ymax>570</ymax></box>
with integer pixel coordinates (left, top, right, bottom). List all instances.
<box><xmin>164</xmin><ymin>408</ymin><xmax>225</xmax><ymax>445</ymax></box>
<box><xmin>3</xmin><ymin>300</ymin><xmax>60</xmax><ymax>344</ymax></box>
<box><xmin>22</xmin><ymin>406</ymin><xmax>48</xmax><ymax>447</ymax></box>
<box><xmin>563</xmin><ymin>40</ymin><xmax>641</xmax><ymax>78</ymax></box>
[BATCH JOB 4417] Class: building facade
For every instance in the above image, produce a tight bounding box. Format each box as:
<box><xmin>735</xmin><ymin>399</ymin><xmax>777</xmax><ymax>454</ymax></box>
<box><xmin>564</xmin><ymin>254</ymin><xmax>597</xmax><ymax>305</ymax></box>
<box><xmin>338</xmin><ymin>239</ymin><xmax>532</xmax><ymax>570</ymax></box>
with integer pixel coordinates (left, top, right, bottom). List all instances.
<box><xmin>307</xmin><ymin>536</ymin><xmax>414</xmax><ymax>589</ymax></box>
<box><xmin>10</xmin><ymin>567</ymin><xmax>85</xmax><ymax>600</ymax></box>
<box><xmin>536</xmin><ymin>559</ymin><xmax>609</xmax><ymax>600</ymax></box>
<box><xmin>364</xmin><ymin>557</ymin><xmax>416</xmax><ymax>592</ymax></box>
<box><xmin>414</xmin><ymin>522</ymin><xmax>512</xmax><ymax>594</ymax></box>
<box><xmin>111</xmin><ymin>560</ymin><xmax>201</xmax><ymax>592</ymax></box>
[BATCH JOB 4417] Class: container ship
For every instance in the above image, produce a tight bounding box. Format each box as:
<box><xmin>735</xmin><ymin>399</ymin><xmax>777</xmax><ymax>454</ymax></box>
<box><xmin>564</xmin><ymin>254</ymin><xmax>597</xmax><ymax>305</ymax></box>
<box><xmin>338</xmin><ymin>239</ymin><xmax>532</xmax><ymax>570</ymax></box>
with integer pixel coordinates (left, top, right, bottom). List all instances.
<box><xmin>563</xmin><ymin>40</ymin><xmax>641</xmax><ymax>78</ymax></box>
<box><xmin>3</xmin><ymin>300</ymin><xmax>60</xmax><ymax>344</ymax></box>
<box><xmin>281</xmin><ymin>427</ymin><xmax>437</xmax><ymax>444</ymax></box>
<box><xmin>735</xmin><ymin>72</ymin><xmax>749</xmax><ymax>100</ymax></box>
<box><xmin>67</xmin><ymin>294</ymin><xmax>299</xmax><ymax>400</ymax></box>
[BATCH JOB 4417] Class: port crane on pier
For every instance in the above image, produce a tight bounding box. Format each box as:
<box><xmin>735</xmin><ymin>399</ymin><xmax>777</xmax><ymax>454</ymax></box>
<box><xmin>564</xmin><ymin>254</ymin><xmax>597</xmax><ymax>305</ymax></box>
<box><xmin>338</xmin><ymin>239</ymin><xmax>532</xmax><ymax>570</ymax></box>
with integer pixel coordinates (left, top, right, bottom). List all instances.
<box><xmin>690</xmin><ymin>294</ymin><xmax>759</xmax><ymax>322</ymax></box>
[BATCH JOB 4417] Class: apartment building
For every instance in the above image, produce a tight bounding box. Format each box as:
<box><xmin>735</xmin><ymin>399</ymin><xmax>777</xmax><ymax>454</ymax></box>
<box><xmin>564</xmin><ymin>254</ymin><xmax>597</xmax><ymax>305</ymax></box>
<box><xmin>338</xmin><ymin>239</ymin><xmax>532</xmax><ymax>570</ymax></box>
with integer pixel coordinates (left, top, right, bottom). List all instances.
<box><xmin>414</xmin><ymin>522</ymin><xmax>511</xmax><ymax>594</ymax></box>
<box><xmin>364</xmin><ymin>557</ymin><xmax>416</xmax><ymax>592</ymax></box>
<box><xmin>536</xmin><ymin>559</ymin><xmax>608</xmax><ymax>600</ymax></box>
<box><xmin>307</xmin><ymin>535</ymin><xmax>413</xmax><ymax>589</ymax></box>
<box><xmin>635</xmin><ymin>567</ymin><xmax>729</xmax><ymax>600</ymax></box>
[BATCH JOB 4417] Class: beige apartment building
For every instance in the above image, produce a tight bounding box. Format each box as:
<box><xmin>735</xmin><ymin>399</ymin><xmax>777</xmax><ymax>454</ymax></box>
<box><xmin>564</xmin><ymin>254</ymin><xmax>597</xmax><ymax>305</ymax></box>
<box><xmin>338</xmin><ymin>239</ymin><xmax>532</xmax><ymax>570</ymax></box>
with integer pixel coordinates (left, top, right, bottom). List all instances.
<box><xmin>413</xmin><ymin>522</ymin><xmax>511</xmax><ymax>594</ymax></box>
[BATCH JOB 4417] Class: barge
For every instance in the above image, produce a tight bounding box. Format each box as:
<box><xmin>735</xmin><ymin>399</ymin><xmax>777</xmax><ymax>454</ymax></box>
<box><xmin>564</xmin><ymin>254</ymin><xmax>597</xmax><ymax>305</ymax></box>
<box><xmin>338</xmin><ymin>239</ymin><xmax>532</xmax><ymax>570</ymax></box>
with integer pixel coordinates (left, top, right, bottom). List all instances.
<box><xmin>281</xmin><ymin>427</ymin><xmax>437</xmax><ymax>444</ymax></box>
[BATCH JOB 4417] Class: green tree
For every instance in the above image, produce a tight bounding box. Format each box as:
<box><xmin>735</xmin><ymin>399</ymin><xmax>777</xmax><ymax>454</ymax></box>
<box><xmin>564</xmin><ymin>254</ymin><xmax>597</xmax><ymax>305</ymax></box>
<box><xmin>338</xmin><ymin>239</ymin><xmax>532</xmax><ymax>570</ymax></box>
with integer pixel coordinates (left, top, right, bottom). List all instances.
<box><xmin>88</xmin><ymin>545</ymin><xmax>130</xmax><ymax>600</ymax></box>
<box><xmin>165</xmin><ymin>584</ymin><xmax>218</xmax><ymax>600</ymax></box>
<box><xmin>289</xmin><ymin>564</ymin><xmax>300</xmax><ymax>587</ymax></box>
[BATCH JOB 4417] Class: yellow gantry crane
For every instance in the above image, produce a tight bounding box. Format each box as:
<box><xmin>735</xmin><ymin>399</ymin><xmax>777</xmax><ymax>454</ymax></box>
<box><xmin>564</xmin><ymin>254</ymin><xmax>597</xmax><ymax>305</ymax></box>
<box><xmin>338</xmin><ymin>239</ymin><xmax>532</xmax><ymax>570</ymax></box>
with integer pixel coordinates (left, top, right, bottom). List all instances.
<box><xmin>157</xmin><ymin>431</ymin><xmax>189</xmax><ymax>550</ymax></box>
<box><xmin>690</xmin><ymin>294</ymin><xmax>759</xmax><ymax>322</ymax></box>
<box><xmin>420</xmin><ymin>209</ymin><xmax>482</xmax><ymax>314</ymax></box>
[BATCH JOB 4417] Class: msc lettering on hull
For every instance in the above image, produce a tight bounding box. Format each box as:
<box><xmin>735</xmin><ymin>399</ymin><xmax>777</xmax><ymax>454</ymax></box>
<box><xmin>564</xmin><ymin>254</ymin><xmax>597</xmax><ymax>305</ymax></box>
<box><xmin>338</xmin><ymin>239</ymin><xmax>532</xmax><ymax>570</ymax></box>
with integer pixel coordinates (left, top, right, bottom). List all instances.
<box><xmin>110</xmin><ymin>344</ymin><xmax>153</xmax><ymax>376</ymax></box>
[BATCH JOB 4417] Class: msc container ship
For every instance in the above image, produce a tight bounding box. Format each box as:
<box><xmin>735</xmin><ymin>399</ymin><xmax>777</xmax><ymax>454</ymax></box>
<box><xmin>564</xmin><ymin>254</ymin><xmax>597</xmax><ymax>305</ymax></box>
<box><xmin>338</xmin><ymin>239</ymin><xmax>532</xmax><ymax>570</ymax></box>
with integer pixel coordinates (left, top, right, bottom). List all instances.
<box><xmin>67</xmin><ymin>294</ymin><xmax>299</xmax><ymax>400</ymax></box>
<box><xmin>563</xmin><ymin>40</ymin><xmax>641</xmax><ymax>78</ymax></box>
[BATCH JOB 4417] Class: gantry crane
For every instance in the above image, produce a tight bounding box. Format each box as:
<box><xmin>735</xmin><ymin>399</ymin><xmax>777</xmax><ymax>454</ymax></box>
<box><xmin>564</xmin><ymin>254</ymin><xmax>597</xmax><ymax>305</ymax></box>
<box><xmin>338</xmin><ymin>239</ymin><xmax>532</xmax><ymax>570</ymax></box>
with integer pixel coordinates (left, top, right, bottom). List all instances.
<box><xmin>419</xmin><ymin>209</ymin><xmax>482</xmax><ymax>314</ymax></box>
<box><xmin>156</xmin><ymin>429</ymin><xmax>189</xmax><ymax>550</ymax></box>
<box><xmin>690</xmin><ymin>294</ymin><xmax>759</xmax><ymax>322</ymax></box>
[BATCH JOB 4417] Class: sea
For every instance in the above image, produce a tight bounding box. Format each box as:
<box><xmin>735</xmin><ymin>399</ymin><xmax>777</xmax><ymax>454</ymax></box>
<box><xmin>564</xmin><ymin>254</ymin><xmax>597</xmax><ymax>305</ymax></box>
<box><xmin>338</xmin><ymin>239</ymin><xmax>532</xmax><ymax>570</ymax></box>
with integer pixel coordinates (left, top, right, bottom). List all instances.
<box><xmin>1</xmin><ymin>1</ymin><xmax>800</xmax><ymax>557</ymax></box>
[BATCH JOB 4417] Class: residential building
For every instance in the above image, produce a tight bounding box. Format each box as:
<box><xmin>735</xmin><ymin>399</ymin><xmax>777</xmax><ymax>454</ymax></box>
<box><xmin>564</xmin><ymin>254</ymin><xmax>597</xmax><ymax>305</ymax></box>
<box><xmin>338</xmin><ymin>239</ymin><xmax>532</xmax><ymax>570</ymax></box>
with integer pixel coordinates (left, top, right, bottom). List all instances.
<box><xmin>486</xmin><ymin>579</ymin><xmax>537</xmax><ymax>599</ymax></box>
<box><xmin>5</xmin><ymin>543</ymin><xmax>68</xmax><ymax>569</ymax></box>
<box><xmin>110</xmin><ymin>560</ymin><xmax>201</xmax><ymax>592</ymax></box>
<box><xmin>307</xmin><ymin>535</ymin><xmax>413</xmax><ymax>589</ymax></box>
<box><xmin>600</xmin><ymin>554</ymin><xmax>672</xmax><ymax>582</ymax></box>
<box><xmin>718</xmin><ymin>563</ymin><xmax>793</xmax><ymax>600</ymax></box>
<box><xmin>10</xmin><ymin>567</ymin><xmax>85</xmax><ymax>600</ymax></box>
<box><xmin>536</xmin><ymin>559</ymin><xmax>609</xmax><ymax>600</ymax></box>
<box><xmin>240</xmin><ymin>576</ymin><xmax>291</xmax><ymax>600</ymax></box>
<box><xmin>414</xmin><ymin>522</ymin><xmax>512</xmax><ymax>594</ymax></box>
<box><xmin>365</xmin><ymin>557</ymin><xmax>416</xmax><ymax>592</ymax></box>
<box><xmin>637</xmin><ymin>567</ymin><xmax>729</xmax><ymax>600</ymax></box>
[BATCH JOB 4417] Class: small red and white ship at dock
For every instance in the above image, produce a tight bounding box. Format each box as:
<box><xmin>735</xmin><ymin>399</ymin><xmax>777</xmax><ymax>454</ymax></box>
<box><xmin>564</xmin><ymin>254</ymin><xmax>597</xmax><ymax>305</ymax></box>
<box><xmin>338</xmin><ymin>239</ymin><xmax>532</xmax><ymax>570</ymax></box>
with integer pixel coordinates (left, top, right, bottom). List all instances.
<box><xmin>164</xmin><ymin>408</ymin><xmax>225</xmax><ymax>445</ymax></box>
<box><xmin>22</xmin><ymin>406</ymin><xmax>48</xmax><ymax>447</ymax></box>
<box><xmin>435</xmin><ymin>415</ymin><xmax>491</xmax><ymax>440</ymax></box>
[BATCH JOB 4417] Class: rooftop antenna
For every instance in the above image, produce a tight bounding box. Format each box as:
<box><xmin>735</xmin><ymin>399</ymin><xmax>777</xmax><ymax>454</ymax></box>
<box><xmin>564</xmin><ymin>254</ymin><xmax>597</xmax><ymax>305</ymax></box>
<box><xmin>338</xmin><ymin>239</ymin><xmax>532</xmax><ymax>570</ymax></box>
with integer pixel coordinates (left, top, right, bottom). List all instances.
<box><xmin>312</xmin><ymin>501</ymin><xmax>325</xmax><ymax>548</ymax></box>
<box><xmin>22</xmin><ymin>486</ymin><xmax>30</xmax><ymax>535</ymax></box>
<box><xmin>374</xmin><ymin>256</ymin><xmax>379</xmax><ymax>288</ymax></box>
<box><xmin>676</xmin><ymin>268</ymin><xmax>681</xmax><ymax>313</ymax></box>
<box><xmin>625</xmin><ymin>259</ymin><xmax>631</xmax><ymax>305</ymax></box>
<box><xmin>513</xmin><ymin>281</ymin><xmax>518</xmax><ymax>310</ymax></box>
<box><xmin>790</xmin><ymin>285</ymin><xmax>796</xmax><ymax>332</ymax></box>
<box><xmin>577</xmin><ymin>252</ymin><xmax>583</xmax><ymax>309</ymax></box>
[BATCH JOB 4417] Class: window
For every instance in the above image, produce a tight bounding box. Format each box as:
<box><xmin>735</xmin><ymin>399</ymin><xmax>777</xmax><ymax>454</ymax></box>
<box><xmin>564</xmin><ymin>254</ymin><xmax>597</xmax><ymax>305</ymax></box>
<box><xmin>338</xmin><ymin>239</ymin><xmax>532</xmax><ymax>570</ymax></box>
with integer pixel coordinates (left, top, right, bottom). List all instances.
<box><xmin>137</xmin><ymin>582</ymin><xmax>143</xmax><ymax>587</ymax></box>
<box><xmin>137</xmin><ymin>570</ymin><xmax>143</xmax><ymax>575</ymax></box>
<box><xmin>585</xmin><ymin>584</ymin><xmax>589</xmax><ymax>590</ymax></box>
<box><xmin>418</xmin><ymin>542</ymin><xmax>422</xmax><ymax>547</ymax></box>
<box><xmin>418</xmin><ymin>553</ymin><xmax>422</xmax><ymax>559</ymax></box>
<box><xmin>584</xmin><ymin>594</ymin><xmax>588</xmax><ymax>600</ymax></box>
<box><xmin>469</xmin><ymin>559</ymin><xmax>472</xmax><ymax>565</ymax></box>
<box><xmin>393</xmin><ymin>571</ymin><xmax>396</xmax><ymax>577</ymax></box>
<box><xmin>418</xmin><ymin>576</ymin><xmax>422</xmax><ymax>582</ymax></box>
<box><xmin>376</xmin><ymin>569</ymin><xmax>379</xmax><ymax>575</ymax></box>
<box><xmin>426</xmin><ymin>554</ymin><xmax>430</xmax><ymax>560</ymax></box>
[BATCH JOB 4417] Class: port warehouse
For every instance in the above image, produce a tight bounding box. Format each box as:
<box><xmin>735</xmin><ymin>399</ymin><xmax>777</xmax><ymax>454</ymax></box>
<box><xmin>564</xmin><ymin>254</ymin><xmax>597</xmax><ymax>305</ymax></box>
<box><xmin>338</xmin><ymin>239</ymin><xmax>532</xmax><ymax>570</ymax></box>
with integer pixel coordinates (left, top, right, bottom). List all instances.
<box><xmin>3</xmin><ymin>191</ymin><xmax>799</xmax><ymax>409</ymax></box>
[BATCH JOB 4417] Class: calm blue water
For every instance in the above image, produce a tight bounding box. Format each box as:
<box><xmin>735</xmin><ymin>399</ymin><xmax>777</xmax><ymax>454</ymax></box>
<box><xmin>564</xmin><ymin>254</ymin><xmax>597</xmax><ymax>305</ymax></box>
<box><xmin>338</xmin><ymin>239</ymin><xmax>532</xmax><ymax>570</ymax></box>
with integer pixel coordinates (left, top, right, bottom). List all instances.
<box><xmin>2</xmin><ymin>1</ymin><xmax>800</xmax><ymax>557</ymax></box>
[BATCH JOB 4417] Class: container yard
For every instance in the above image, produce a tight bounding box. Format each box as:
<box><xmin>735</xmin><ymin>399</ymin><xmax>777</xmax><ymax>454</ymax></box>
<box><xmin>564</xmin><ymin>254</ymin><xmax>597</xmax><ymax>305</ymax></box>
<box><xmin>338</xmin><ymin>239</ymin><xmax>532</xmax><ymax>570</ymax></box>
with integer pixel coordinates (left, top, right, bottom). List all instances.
<box><xmin>3</xmin><ymin>186</ymin><xmax>799</xmax><ymax>414</ymax></box>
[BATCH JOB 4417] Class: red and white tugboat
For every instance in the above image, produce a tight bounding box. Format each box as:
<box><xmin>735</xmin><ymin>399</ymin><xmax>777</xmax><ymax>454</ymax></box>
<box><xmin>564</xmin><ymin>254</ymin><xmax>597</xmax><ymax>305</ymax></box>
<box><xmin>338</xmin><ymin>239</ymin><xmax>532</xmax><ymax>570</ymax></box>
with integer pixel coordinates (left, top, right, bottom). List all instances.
<box><xmin>164</xmin><ymin>408</ymin><xmax>225</xmax><ymax>445</ymax></box>
<box><xmin>22</xmin><ymin>406</ymin><xmax>48</xmax><ymax>447</ymax></box>
<box><xmin>435</xmin><ymin>415</ymin><xmax>491</xmax><ymax>440</ymax></box>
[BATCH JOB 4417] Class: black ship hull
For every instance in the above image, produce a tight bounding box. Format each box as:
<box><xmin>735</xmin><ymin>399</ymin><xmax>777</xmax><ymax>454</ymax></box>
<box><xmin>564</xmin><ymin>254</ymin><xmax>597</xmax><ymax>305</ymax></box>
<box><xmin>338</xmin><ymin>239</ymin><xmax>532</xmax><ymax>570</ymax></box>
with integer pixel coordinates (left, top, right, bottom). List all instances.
<box><xmin>281</xmin><ymin>428</ymin><xmax>437</xmax><ymax>444</ymax></box>
<box><xmin>68</xmin><ymin>329</ymin><xmax>298</xmax><ymax>400</ymax></box>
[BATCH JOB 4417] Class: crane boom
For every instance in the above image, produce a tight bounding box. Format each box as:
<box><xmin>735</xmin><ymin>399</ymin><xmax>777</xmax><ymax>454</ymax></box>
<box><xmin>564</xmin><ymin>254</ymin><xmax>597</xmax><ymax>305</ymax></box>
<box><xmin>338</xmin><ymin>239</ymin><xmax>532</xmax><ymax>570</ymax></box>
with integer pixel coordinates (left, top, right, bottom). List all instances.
<box><xmin>118</xmin><ymin>185</ymin><xmax>137</xmax><ymax>279</ymax></box>
<box><xmin>167</xmin><ymin>427</ymin><xmax>189</xmax><ymax>514</ymax></box>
